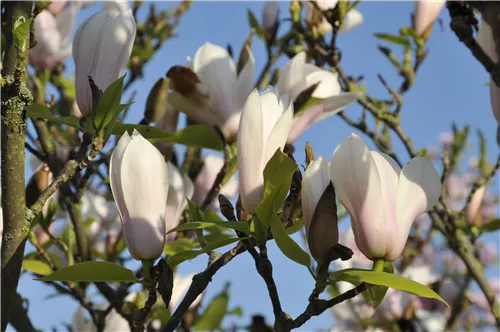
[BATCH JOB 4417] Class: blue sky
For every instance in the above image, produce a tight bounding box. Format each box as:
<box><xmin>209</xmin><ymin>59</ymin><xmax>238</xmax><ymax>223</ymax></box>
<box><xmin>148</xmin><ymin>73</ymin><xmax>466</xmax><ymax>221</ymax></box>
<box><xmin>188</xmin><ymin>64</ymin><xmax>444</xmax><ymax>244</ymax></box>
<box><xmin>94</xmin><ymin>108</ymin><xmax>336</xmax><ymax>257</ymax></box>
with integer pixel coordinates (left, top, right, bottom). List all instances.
<box><xmin>18</xmin><ymin>1</ymin><xmax>500</xmax><ymax>331</ymax></box>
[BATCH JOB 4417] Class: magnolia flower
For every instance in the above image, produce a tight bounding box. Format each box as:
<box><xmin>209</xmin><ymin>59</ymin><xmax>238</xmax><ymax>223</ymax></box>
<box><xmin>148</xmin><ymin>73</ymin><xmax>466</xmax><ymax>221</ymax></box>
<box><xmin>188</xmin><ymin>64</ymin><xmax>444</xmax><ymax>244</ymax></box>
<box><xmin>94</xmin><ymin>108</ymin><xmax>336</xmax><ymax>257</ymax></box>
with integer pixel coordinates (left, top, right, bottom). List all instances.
<box><xmin>237</xmin><ymin>87</ymin><xmax>293</xmax><ymax>213</ymax></box>
<box><xmin>335</xmin><ymin>227</ymin><xmax>372</xmax><ymax>271</ymax></box>
<box><xmin>110</xmin><ymin>130</ymin><xmax>168</xmax><ymax>260</ymax></box>
<box><xmin>413</xmin><ymin>1</ymin><xmax>446</xmax><ymax>36</ymax></box>
<box><xmin>277</xmin><ymin>52</ymin><xmax>360</xmax><ymax>143</ymax></box>
<box><xmin>156</xmin><ymin>105</ymin><xmax>180</xmax><ymax>160</ymax></box>
<box><xmin>30</xmin><ymin>2</ymin><xmax>80</xmax><ymax>70</ymax></box>
<box><xmin>303</xmin><ymin>2</ymin><xmax>363</xmax><ymax>35</ymax></box>
<box><xmin>72</xmin><ymin>304</ymin><xmax>130</xmax><ymax>332</ymax></box>
<box><xmin>192</xmin><ymin>155</ymin><xmax>239</xmax><ymax>210</ymax></box>
<box><xmin>330</xmin><ymin>134</ymin><xmax>441</xmax><ymax>261</ymax></box>
<box><xmin>73</xmin><ymin>5</ymin><xmax>136</xmax><ymax>116</ymax></box>
<box><xmin>166</xmin><ymin>162</ymin><xmax>194</xmax><ymax>241</ymax></box>
<box><xmin>477</xmin><ymin>20</ymin><xmax>500</xmax><ymax>125</ymax></box>
<box><xmin>302</xmin><ymin>157</ymin><xmax>338</xmax><ymax>261</ymax></box>
<box><xmin>103</xmin><ymin>0</ymin><xmax>129</xmax><ymax>14</ymax></box>
<box><xmin>168</xmin><ymin>42</ymin><xmax>255</xmax><ymax>138</ymax></box>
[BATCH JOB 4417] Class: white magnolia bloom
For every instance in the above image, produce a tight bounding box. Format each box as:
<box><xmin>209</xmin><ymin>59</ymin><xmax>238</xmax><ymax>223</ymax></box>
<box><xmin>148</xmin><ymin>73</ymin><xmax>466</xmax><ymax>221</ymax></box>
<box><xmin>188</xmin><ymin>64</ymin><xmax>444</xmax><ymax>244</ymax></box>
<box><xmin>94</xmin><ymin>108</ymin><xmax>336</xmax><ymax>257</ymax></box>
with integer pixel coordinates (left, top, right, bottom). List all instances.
<box><xmin>170</xmin><ymin>274</ymin><xmax>203</xmax><ymax>310</ymax></box>
<box><xmin>413</xmin><ymin>1</ymin><xmax>446</xmax><ymax>35</ymax></box>
<box><xmin>72</xmin><ymin>5</ymin><xmax>136</xmax><ymax>115</ymax></box>
<box><xmin>330</xmin><ymin>134</ymin><xmax>441</xmax><ymax>261</ymax></box>
<box><xmin>110</xmin><ymin>130</ymin><xmax>168</xmax><ymax>260</ymax></box>
<box><xmin>71</xmin><ymin>303</ymin><xmax>130</xmax><ymax>332</ymax></box>
<box><xmin>277</xmin><ymin>52</ymin><xmax>360</xmax><ymax>143</ymax></box>
<box><xmin>169</xmin><ymin>42</ymin><xmax>255</xmax><ymax>138</ymax></box>
<box><xmin>237</xmin><ymin>87</ymin><xmax>293</xmax><ymax>213</ymax></box>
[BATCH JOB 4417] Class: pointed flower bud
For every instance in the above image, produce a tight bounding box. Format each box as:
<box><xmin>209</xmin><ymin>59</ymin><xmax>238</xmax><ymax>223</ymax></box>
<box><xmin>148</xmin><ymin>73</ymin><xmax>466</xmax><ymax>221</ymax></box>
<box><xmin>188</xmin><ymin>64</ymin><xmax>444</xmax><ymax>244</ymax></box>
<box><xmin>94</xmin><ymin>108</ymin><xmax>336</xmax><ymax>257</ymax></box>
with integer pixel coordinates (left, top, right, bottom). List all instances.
<box><xmin>302</xmin><ymin>157</ymin><xmax>339</xmax><ymax>261</ymax></box>
<box><xmin>237</xmin><ymin>87</ymin><xmax>293</xmax><ymax>213</ymax></box>
<box><xmin>166</xmin><ymin>162</ymin><xmax>194</xmax><ymax>241</ymax></box>
<box><xmin>110</xmin><ymin>130</ymin><xmax>168</xmax><ymax>260</ymax></box>
<box><xmin>167</xmin><ymin>42</ymin><xmax>255</xmax><ymax>139</ymax></box>
<box><xmin>262</xmin><ymin>2</ymin><xmax>279</xmax><ymax>42</ymax></box>
<box><xmin>413</xmin><ymin>1</ymin><xmax>445</xmax><ymax>36</ymax></box>
<box><xmin>330</xmin><ymin>134</ymin><xmax>441</xmax><ymax>261</ymax></box>
<box><xmin>466</xmin><ymin>185</ymin><xmax>486</xmax><ymax>226</ymax></box>
<box><xmin>72</xmin><ymin>6</ymin><xmax>136</xmax><ymax>116</ymax></box>
<box><xmin>477</xmin><ymin>20</ymin><xmax>500</xmax><ymax>125</ymax></box>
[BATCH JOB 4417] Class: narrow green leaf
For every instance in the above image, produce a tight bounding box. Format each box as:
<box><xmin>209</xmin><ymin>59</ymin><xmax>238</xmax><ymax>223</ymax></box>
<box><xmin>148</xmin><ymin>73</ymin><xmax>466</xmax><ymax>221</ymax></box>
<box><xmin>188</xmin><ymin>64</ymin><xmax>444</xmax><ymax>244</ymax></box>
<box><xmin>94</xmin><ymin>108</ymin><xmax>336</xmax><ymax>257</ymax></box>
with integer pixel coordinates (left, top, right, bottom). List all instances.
<box><xmin>112</xmin><ymin>124</ymin><xmax>223</xmax><ymax>151</ymax></box>
<box><xmin>167</xmin><ymin>221</ymin><xmax>250</xmax><ymax>235</ymax></box>
<box><xmin>374</xmin><ymin>33</ymin><xmax>410</xmax><ymax>47</ymax></box>
<box><xmin>187</xmin><ymin>199</ymin><xmax>205</xmax><ymax>222</ymax></box>
<box><xmin>164</xmin><ymin>238</ymin><xmax>195</xmax><ymax>256</ymax></box>
<box><xmin>269</xmin><ymin>205</ymin><xmax>311</xmax><ymax>269</ymax></box>
<box><xmin>481</xmin><ymin>219</ymin><xmax>500</xmax><ymax>235</ymax></box>
<box><xmin>167</xmin><ymin>237</ymin><xmax>246</xmax><ymax>267</ymax></box>
<box><xmin>94</xmin><ymin>75</ymin><xmax>126</xmax><ymax>130</ymax></box>
<box><xmin>247</xmin><ymin>10</ymin><xmax>264</xmax><ymax>39</ymax></box>
<box><xmin>22</xmin><ymin>259</ymin><xmax>52</xmax><ymax>276</ymax></box>
<box><xmin>255</xmin><ymin>149</ymin><xmax>298</xmax><ymax>226</ymax></box>
<box><xmin>194</xmin><ymin>288</ymin><xmax>229</xmax><ymax>331</ymax></box>
<box><xmin>26</xmin><ymin>104</ymin><xmax>81</xmax><ymax>129</ymax></box>
<box><xmin>329</xmin><ymin>269</ymin><xmax>448</xmax><ymax>306</ymax></box>
<box><xmin>38</xmin><ymin>261</ymin><xmax>139</xmax><ymax>282</ymax></box>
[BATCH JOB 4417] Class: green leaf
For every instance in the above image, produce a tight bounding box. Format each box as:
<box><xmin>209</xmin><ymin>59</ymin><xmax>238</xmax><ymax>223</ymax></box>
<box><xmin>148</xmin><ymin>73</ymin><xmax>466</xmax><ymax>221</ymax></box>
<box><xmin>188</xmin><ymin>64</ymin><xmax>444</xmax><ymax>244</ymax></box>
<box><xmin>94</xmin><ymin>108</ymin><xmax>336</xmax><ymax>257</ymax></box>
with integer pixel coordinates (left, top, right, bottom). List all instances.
<box><xmin>194</xmin><ymin>288</ymin><xmax>229</xmax><ymax>331</ymax></box>
<box><xmin>112</xmin><ymin>124</ymin><xmax>223</xmax><ymax>151</ymax></box>
<box><xmin>167</xmin><ymin>221</ymin><xmax>251</xmax><ymax>235</ymax></box>
<box><xmin>362</xmin><ymin>261</ymin><xmax>394</xmax><ymax>308</ymax></box>
<box><xmin>26</xmin><ymin>104</ymin><xmax>81</xmax><ymax>129</ymax></box>
<box><xmin>22</xmin><ymin>259</ymin><xmax>52</xmax><ymax>276</ymax></box>
<box><xmin>94</xmin><ymin>75</ymin><xmax>126</xmax><ymax>130</ymax></box>
<box><xmin>247</xmin><ymin>10</ymin><xmax>264</xmax><ymax>40</ymax></box>
<box><xmin>374</xmin><ymin>33</ymin><xmax>410</xmax><ymax>47</ymax></box>
<box><xmin>255</xmin><ymin>149</ymin><xmax>298</xmax><ymax>227</ymax></box>
<box><xmin>13</xmin><ymin>17</ymin><xmax>32</xmax><ymax>50</ymax></box>
<box><xmin>167</xmin><ymin>237</ymin><xmax>246</xmax><ymax>267</ymax></box>
<box><xmin>187</xmin><ymin>199</ymin><xmax>205</xmax><ymax>222</ymax></box>
<box><xmin>377</xmin><ymin>46</ymin><xmax>402</xmax><ymax>69</ymax></box>
<box><xmin>38</xmin><ymin>261</ymin><xmax>139</xmax><ymax>282</ymax></box>
<box><xmin>329</xmin><ymin>269</ymin><xmax>448</xmax><ymax>306</ymax></box>
<box><xmin>481</xmin><ymin>219</ymin><xmax>500</xmax><ymax>235</ymax></box>
<box><xmin>164</xmin><ymin>238</ymin><xmax>195</xmax><ymax>256</ymax></box>
<box><xmin>269</xmin><ymin>204</ymin><xmax>311</xmax><ymax>269</ymax></box>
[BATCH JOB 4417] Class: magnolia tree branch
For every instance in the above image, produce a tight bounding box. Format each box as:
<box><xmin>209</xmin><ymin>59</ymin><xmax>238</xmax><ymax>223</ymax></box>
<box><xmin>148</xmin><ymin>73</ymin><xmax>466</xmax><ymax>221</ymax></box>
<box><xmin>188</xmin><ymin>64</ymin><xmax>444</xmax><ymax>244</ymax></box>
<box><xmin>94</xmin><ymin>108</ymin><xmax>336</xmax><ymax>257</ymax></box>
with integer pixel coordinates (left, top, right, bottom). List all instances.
<box><xmin>1</xmin><ymin>2</ymin><xmax>34</xmax><ymax>329</ymax></box>
<box><xmin>162</xmin><ymin>242</ymin><xmax>246</xmax><ymax>332</ymax></box>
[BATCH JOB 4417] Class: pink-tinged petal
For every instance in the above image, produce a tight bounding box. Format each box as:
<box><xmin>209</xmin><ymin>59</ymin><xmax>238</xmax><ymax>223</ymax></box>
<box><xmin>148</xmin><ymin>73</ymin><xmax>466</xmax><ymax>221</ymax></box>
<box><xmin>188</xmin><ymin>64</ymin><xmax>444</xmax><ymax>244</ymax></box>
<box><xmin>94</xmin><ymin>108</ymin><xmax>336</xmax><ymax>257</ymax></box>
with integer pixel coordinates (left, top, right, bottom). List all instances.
<box><xmin>238</xmin><ymin>89</ymin><xmax>265</xmax><ymax>213</ymax></box>
<box><xmin>330</xmin><ymin>134</ymin><xmax>386</xmax><ymax>260</ymax></box>
<box><xmin>338</xmin><ymin>9</ymin><xmax>364</xmax><ymax>33</ymax></box>
<box><xmin>264</xmin><ymin>93</ymin><xmax>293</xmax><ymax>162</ymax></box>
<box><xmin>303</xmin><ymin>65</ymin><xmax>341</xmax><ymax>98</ymax></box>
<box><xmin>56</xmin><ymin>2</ymin><xmax>80</xmax><ymax>46</ymax></box>
<box><xmin>170</xmin><ymin>274</ymin><xmax>203</xmax><ymax>310</ymax></box>
<box><xmin>166</xmin><ymin>162</ymin><xmax>186</xmax><ymax>236</ymax></box>
<box><xmin>313</xmin><ymin>92</ymin><xmax>361</xmax><ymax>123</ymax></box>
<box><xmin>477</xmin><ymin>20</ymin><xmax>499</xmax><ymax>63</ymax></box>
<box><xmin>277</xmin><ymin>52</ymin><xmax>306</xmax><ymax>100</ymax></box>
<box><xmin>183</xmin><ymin>173</ymin><xmax>194</xmax><ymax>202</ymax></box>
<box><xmin>262</xmin><ymin>1</ymin><xmax>279</xmax><ymax>31</ymax></box>
<box><xmin>192</xmin><ymin>155</ymin><xmax>224</xmax><ymax>206</ymax></box>
<box><xmin>119</xmin><ymin>134</ymin><xmax>168</xmax><ymax>260</ymax></box>
<box><xmin>193</xmin><ymin>42</ymin><xmax>237</xmax><ymax>120</ymax></box>
<box><xmin>413</xmin><ymin>1</ymin><xmax>445</xmax><ymax>35</ymax></box>
<box><xmin>302</xmin><ymin>156</ymin><xmax>330</xmax><ymax>234</ymax></box>
<box><xmin>390</xmin><ymin>157</ymin><xmax>440</xmax><ymax>261</ymax></box>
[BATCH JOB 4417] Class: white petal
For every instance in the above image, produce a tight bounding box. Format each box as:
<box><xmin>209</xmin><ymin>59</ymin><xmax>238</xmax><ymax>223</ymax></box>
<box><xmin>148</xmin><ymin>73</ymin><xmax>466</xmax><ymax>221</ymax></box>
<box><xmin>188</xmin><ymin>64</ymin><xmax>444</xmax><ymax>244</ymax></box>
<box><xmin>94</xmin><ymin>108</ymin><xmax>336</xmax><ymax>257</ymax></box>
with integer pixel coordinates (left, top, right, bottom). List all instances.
<box><xmin>330</xmin><ymin>134</ymin><xmax>385</xmax><ymax>259</ymax></box>
<box><xmin>304</xmin><ymin>65</ymin><xmax>341</xmax><ymax>98</ymax></box>
<box><xmin>119</xmin><ymin>134</ymin><xmax>167</xmax><ymax>259</ymax></box>
<box><xmin>193</xmin><ymin>42</ymin><xmax>237</xmax><ymax>121</ymax></box>
<box><xmin>391</xmin><ymin>157</ymin><xmax>440</xmax><ymax>260</ymax></box>
<box><xmin>477</xmin><ymin>20</ymin><xmax>499</xmax><ymax>63</ymax></box>
<box><xmin>110</xmin><ymin>131</ymin><xmax>132</xmax><ymax>224</ymax></box>
<box><xmin>264</xmin><ymin>93</ymin><xmax>293</xmax><ymax>162</ymax></box>
<box><xmin>338</xmin><ymin>9</ymin><xmax>364</xmax><ymax>34</ymax></box>
<box><xmin>301</xmin><ymin>156</ymin><xmax>330</xmax><ymax>234</ymax></box>
<box><xmin>235</xmin><ymin>45</ymin><xmax>255</xmax><ymax>109</ymax></box>
<box><xmin>237</xmin><ymin>89</ymin><xmax>265</xmax><ymax>213</ymax></box>
<box><xmin>166</xmin><ymin>162</ymin><xmax>186</xmax><ymax>232</ymax></box>
<box><xmin>277</xmin><ymin>52</ymin><xmax>307</xmax><ymax>100</ymax></box>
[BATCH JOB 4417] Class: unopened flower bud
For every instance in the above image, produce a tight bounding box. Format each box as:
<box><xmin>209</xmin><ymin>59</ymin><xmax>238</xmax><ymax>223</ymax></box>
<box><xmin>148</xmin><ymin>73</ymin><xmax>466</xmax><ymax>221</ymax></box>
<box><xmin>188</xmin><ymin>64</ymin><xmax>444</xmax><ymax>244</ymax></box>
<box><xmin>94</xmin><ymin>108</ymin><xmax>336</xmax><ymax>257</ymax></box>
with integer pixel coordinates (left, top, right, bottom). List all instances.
<box><xmin>73</xmin><ymin>6</ymin><xmax>136</xmax><ymax>116</ymax></box>
<box><xmin>144</xmin><ymin>78</ymin><xmax>170</xmax><ymax>124</ymax></box>
<box><xmin>262</xmin><ymin>2</ymin><xmax>279</xmax><ymax>43</ymax></box>
<box><xmin>413</xmin><ymin>1</ymin><xmax>445</xmax><ymax>38</ymax></box>
<box><xmin>302</xmin><ymin>157</ymin><xmax>339</xmax><ymax>262</ymax></box>
<box><xmin>110</xmin><ymin>130</ymin><xmax>168</xmax><ymax>260</ymax></box>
